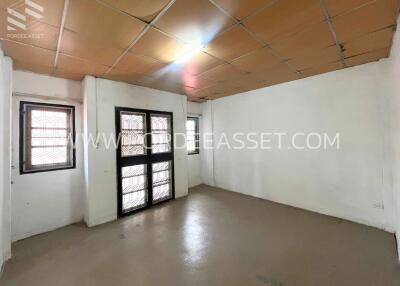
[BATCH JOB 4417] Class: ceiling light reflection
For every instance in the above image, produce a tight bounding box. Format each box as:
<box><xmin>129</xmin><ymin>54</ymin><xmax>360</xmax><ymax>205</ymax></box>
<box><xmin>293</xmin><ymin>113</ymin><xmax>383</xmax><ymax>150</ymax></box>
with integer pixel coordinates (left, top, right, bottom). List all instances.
<box><xmin>173</xmin><ymin>44</ymin><xmax>206</xmax><ymax>64</ymax></box>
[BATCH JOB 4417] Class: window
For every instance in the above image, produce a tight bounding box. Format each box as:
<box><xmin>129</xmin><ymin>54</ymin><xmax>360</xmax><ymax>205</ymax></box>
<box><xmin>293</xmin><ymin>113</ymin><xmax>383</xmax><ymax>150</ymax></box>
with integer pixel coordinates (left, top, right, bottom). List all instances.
<box><xmin>187</xmin><ymin>117</ymin><xmax>199</xmax><ymax>155</ymax></box>
<box><xmin>20</xmin><ymin>102</ymin><xmax>76</xmax><ymax>174</ymax></box>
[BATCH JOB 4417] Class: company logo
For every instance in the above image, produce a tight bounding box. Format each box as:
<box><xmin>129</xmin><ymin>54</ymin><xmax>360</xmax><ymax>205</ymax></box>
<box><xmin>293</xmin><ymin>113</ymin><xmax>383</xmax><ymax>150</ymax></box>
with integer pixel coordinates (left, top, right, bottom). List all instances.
<box><xmin>7</xmin><ymin>0</ymin><xmax>44</xmax><ymax>31</ymax></box>
<box><xmin>6</xmin><ymin>0</ymin><xmax>45</xmax><ymax>39</ymax></box>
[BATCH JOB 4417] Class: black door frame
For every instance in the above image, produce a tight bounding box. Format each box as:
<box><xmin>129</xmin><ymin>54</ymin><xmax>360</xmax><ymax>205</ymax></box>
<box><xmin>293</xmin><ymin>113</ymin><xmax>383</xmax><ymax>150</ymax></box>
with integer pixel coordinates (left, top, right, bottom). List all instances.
<box><xmin>115</xmin><ymin>107</ymin><xmax>175</xmax><ymax>217</ymax></box>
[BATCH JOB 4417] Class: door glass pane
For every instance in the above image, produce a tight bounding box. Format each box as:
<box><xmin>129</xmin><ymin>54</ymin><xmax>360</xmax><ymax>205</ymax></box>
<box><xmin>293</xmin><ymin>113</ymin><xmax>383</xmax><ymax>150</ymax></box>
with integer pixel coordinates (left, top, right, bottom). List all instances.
<box><xmin>152</xmin><ymin>161</ymin><xmax>172</xmax><ymax>202</ymax></box>
<box><xmin>121</xmin><ymin>164</ymin><xmax>147</xmax><ymax>213</ymax></box>
<box><xmin>121</xmin><ymin>112</ymin><xmax>146</xmax><ymax>156</ymax></box>
<box><xmin>151</xmin><ymin>114</ymin><xmax>171</xmax><ymax>154</ymax></box>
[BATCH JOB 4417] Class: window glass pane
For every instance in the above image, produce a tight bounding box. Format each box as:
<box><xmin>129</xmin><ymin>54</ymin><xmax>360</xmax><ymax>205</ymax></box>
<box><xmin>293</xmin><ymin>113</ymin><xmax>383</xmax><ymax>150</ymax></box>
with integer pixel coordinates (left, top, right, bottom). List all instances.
<box><xmin>31</xmin><ymin>137</ymin><xmax>68</xmax><ymax>147</ymax></box>
<box><xmin>187</xmin><ymin>141</ymin><xmax>196</xmax><ymax>152</ymax></box>
<box><xmin>31</xmin><ymin>147</ymin><xmax>68</xmax><ymax>166</ymax></box>
<box><xmin>151</xmin><ymin>115</ymin><xmax>171</xmax><ymax>154</ymax></box>
<box><xmin>31</xmin><ymin>110</ymin><xmax>68</xmax><ymax>128</ymax></box>
<box><xmin>186</xmin><ymin>120</ymin><xmax>195</xmax><ymax>131</ymax></box>
<box><xmin>123</xmin><ymin>191</ymin><xmax>147</xmax><ymax>212</ymax></box>
<box><xmin>121</xmin><ymin>112</ymin><xmax>146</xmax><ymax>156</ymax></box>
<box><xmin>186</xmin><ymin>118</ymin><xmax>199</xmax><ymax>154</ymax></box>
<box><xmin>31</xmin><ymin>129</ymin><xmax>67</xmax><ymax>138</ymax></box>
<box><xmin>152</xmin><ymin>161</ymin><xmax>172</xmax><ymax>202</ymax></box>
<box><xmin>122</xmin><ymin>164</ymin><xmax>147</xmax><ymax>212</ymax></box>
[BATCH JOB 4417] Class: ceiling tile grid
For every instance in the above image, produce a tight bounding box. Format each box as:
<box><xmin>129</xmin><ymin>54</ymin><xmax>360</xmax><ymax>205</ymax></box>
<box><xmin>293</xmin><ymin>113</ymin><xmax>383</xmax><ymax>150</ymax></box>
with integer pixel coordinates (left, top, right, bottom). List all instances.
<box><xmin>0</xmin><ymin>0</ymin><xmax>398</xmax><ymax>101</ymax></box>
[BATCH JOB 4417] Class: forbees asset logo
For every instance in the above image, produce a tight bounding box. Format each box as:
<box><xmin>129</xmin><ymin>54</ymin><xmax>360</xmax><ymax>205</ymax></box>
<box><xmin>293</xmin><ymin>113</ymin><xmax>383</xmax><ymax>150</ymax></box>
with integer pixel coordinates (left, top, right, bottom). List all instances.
<box><xmin>7</xmin><ymin>0</ymin><xmax>44</xmax><ymax>31</ymax></box>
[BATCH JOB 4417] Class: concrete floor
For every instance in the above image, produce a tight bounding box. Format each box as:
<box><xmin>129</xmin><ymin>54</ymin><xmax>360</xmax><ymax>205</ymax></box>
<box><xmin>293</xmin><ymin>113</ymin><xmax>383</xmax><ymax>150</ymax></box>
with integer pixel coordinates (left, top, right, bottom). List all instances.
<box><xmin>1</xmin><ymin>185</ymin><xmax>400</xmax><ymax>286</ymax></box>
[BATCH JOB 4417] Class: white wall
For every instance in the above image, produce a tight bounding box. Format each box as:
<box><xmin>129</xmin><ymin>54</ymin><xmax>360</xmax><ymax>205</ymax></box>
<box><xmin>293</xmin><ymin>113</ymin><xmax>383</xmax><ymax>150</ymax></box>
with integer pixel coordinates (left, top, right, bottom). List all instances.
<box><xmin>0</xmin><ymin>48</ymin><xmax>12</xmax><ymax>269</ymax></box>
<box><xmin>387</xmin><ymin>20</ymin><xmax>400</xmax><ymax>258</ymax></box>
<box><xmin>83</xmin><ymin>76</ymin><xmax>188</xmax><ymax>227</ymax></box>
<box><xmin>206</xmin><ymin>61</ymin><xmax>396</xmax><ymax>232</ymax></box>
<box><xmin>0</xmin><ymin>52</ymin><xmax>4</xmax><ymax>270</ymax></box>
<box><xmin>201</xmin><ymin>101</ymin><xmax>215</xmax><ymax>187</ymax></box>
<box><xmin>11</xmin><ymin>71</ymin><xmax>84</xmax><ymax>241</ymax></box>
<box><xmin>187</xmin><ymin>102</ymin><xmax>202</xmax><ymax>188</ymax></box>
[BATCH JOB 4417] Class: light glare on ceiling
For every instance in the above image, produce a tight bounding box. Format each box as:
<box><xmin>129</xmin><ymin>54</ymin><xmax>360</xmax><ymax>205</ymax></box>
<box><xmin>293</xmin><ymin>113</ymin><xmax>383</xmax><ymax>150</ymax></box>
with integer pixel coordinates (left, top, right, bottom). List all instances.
<box><xmin>174</xmin><ymin>44</ymin><xmax>206</xmax><ymax>64</ymax></box>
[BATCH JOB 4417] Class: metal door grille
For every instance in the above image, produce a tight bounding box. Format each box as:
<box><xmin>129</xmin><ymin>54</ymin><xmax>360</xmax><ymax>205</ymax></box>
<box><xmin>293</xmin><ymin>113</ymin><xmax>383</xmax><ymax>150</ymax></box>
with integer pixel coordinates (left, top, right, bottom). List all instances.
<box><xmin>116</xmin><ymin>107</ymin><xmax>175</xmax><ymax>217</ymax></box>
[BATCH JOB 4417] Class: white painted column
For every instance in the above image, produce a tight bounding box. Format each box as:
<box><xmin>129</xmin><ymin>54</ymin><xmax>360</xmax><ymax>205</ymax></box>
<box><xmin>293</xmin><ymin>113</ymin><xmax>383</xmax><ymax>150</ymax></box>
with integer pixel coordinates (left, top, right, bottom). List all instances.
<box><xmin>201</xmin><ymin>101</ymin><xmax>215</xmax><ymax>186</ymax></box>
<box><xmin>83</xmin><ymin>76</ymin><xmax>101</xmax><ymax>227</ymax></box>
<box><xmin>0</xmin><ymin>46</ymin><xmax>13</xmax><ymax>267</ymax></box>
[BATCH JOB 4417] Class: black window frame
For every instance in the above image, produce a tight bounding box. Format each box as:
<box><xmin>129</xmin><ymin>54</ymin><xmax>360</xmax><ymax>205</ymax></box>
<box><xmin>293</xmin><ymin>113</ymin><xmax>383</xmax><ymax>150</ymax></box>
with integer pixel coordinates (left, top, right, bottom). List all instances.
<box><xmin>19</xmin><ymin>101</ymin><xmax>76</xmax><ymax>175</ymax></box>
<box><xmin>187</xmin><ymin>116</ymin><xmax>200</xmax><ymax>155</ymax></box>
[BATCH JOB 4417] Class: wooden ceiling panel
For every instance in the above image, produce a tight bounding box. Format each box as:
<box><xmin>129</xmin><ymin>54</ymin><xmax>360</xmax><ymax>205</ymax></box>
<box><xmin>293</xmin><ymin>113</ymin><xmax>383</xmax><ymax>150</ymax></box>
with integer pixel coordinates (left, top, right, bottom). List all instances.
<box><xmin>343</xmin><ymin>27</ymin><xmax>394</xmax><ymax>58</ymax></box>
<box><xmin>60</xmin><ymin>29</ymin><xmax>125</xmax><ymax>66</ymax></box>
<box><xmin>243</xmin><ymin>0</ymin><xmax>324</xmax><ymax>43</ymax></box>
<box><xmin>204</xmin><ymin>24</ymin><xmax>262</xmax><ymax>61</ymax></box>
<box><xmin>213</xmin><ymin>0</ymin><xmax>274</xmax><ymax>20</ymax></box>
<box><xmin>155</xmin><ymin>0</ymin><xmax>235</xmax><ymax>45</ymax></box>
<box><xmin>233</xmin><ymin>73</ymin><xmax>270</xmax><ymax>90</ymax></box>
<box><xmin>131</xmin><ymin>28</ymin><xmax>191</xmax><ymax>63</ymax></box>
<box><xmin>301</xmin><ymin>61</ymin><xmax>343</xmax><ymax>78</ymax></box>
<box><xmin>230</xmin><ymin>47</ymin><xmax>282</xmax><ymax>73</ymax></box>
<box><xmin>107</xmin><ymin>67</ymin><xmax>192</xmax><ymax>95</ymax></box>
<box><xmin>255</xmin><ymin>63</ymin><xmax>300</xmax><ymax>84</ymax></box>
<box><xmin>191</xmin><ymin>83</ymin><xmax>238</xmax><ymax>99</ymax></box>
<box><xmin>150</xmin><ymin>81</ymin><xmax>187</xmax><ymax>95</ymax></box>
<box><xmin>148</xmin><ymin>66</ymin><xmax>190</xmax><ymax>87</ymax></box>
<box><xmin>56</xmin><ymin>54</ymin><xmax>110</xmax><ymax>77</ymax></box>
<box><xmin>288</xmin><ymin>45</ymin><xmax>340</xmax><ymax>70</ymax></box>
<box><xmin>271</xmin><ymin>21</ymin><xmax>335</xmax><ymax>60</ymax></box>
<box><xmin>105</xmin><ymin>69</ymin><xmax>156</xmax><ymax>85</ymax></box>
<box><xmin>150</xmin><ymin>66</ymin><xmax>206</xmax><ymax>90</ymax></box>
<box><xmin>153</xmin><ymin>51</ymin><xmax>223</xmax><ymax>84</ymax></box>
<box><xmin>195</xmin><ymin>63</ymin><xmax>247</xmax><ymax>87</ymax></box>
<box><xmin>13</xmin><ymin>60</ymin><xmax>54</xmax><ymax>76</ymax></box>
<box><xmin>180</xmin><ymin>72</ymin><xmax>216</xmax><ymax>91</ymax></box>
<box><xmin>324</xmin><ymin>0</ymin><xmax>373</xmax><ymax>17</ymax></box>
<box><xmin>2</xmin><ymin>40</ymin><xmax>55</xmax><ymax>67</ymax></box>
<box><xmin>3</xmin><ymin>0</ymin><xmax>397</xmax><ymax>102</ymax></box>
<box><xmin>53</xmin><ymin>69</ymin><xmax>85</xmax><ymax>81</ymax></box>
<box><xmin>332</xmin><ymin>0</ymin><xmax>398</xmax><ymax>43</ymax></box>
<box><xmin>101</xmin><ymin>0</ymin><xmax>171</xmax><ymax>22</ymax></box>
<box><xmin>115</xmin><ymin>51</ymin><xmax>166</xmax><ymax>75</ymax></box>
<box><xmin>179</xmin><ymin>51</ymin><xmax>223</xmax><ymax>75</ymax></box>
<box><xmin>65</xmin><ymin>0</ymin><xmax>146</xmax><ymax>48</ymax></box>
<box><xmin>345</xmin><ymin>47</ymin><xmax>390</xmax><ymax>67</ymax></box>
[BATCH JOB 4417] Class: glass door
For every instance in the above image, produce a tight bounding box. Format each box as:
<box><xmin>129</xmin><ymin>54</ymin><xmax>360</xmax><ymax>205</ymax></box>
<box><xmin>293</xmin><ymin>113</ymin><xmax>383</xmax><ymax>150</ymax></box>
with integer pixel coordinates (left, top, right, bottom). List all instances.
<box><xmin>116</xmin><ymin>108</ymin><xmax>174</xmax><ymax>216</ymax></box>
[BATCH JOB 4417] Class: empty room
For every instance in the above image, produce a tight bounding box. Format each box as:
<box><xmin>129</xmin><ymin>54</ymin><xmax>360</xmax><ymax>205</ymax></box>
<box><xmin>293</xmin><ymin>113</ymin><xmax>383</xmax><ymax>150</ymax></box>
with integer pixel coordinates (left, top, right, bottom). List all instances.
<box><xmin>1</xmin><ymin>0</ymin><xmax>400</xmax><ymax>285</ymax></box>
